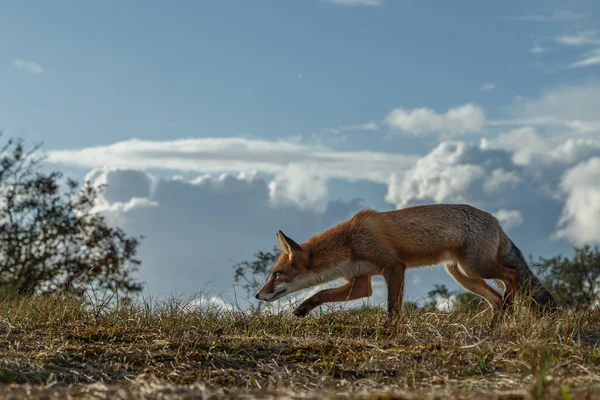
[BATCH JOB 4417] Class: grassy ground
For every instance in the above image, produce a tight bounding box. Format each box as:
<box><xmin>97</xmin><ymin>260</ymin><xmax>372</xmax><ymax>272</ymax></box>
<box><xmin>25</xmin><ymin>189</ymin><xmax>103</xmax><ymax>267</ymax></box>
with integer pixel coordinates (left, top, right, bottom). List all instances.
<box><xmin>0</xmin><ymin>294</ymin><xmax>599</xmax><ymax>399</ymax></box>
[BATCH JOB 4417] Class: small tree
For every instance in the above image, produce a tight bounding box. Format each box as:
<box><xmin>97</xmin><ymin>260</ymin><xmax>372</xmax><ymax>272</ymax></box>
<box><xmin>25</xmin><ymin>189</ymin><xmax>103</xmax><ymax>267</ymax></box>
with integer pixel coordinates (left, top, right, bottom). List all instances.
<box><xmin>532</xmin><ymin>245</ymin><xmax>600</xmax><ymax>310</ymax></box>
<box><xmin>452</xmin><ymin>291</ymin><xmax>487</xmax><ymax>313</ymax></box>
<box><xmin>0</xmin><ymin>136</ymin><xmax>143</xmax><ymax>300</ymax></box>
<box><xmin>423</xmin><ymin>284</ymin><xmax>487</xmax><ymax>313</ymax></box>
<box><xmin>423</xmin><ymin>284</ymin><xmax>453</xmax><ymax>311</ymax></box>
<box><xmin>427</xmin><ymin>284</ymin><xmax>452</xmax><ymax>300</ymax></box>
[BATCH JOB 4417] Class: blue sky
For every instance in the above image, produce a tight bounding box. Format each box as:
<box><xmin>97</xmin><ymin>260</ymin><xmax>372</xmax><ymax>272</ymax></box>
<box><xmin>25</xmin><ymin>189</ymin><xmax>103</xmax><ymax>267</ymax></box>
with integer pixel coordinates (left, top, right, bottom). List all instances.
<box><xmin>3</xmin><ymin>0</ymin><xmax>598</xmax><ymax>151</ymax></box>
<box><xmin>2</xmin><ymin>0</ymin><xmax>600</xmax><ymax>308</ymax></box>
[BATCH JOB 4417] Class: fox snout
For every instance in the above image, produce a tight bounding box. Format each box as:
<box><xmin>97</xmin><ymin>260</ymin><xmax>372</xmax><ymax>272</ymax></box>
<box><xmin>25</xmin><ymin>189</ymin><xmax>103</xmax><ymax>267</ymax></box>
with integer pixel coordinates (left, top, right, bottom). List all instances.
<box><xmin>255</xmin><ymin>283</ymin><xmax>288</xmax><ymax>302</ymax></box>
<box><xmin>256</xmin><ymin>275</ymin><xmax>289</xmax><ymax>303</ymax></box>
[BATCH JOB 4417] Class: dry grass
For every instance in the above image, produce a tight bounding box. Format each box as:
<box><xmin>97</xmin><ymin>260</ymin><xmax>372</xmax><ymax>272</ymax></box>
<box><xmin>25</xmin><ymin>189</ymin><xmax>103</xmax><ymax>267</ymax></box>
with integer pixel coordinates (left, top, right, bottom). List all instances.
<box><xmin>0</xmin><ymin>294</ymin><xmax>599</xmax><ymax>399</ymax></box>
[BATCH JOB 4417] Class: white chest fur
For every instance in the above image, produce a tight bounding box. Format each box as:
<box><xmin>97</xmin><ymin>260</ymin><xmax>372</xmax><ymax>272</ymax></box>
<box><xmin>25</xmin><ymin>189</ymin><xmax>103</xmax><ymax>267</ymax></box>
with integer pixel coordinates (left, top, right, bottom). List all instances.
<box><xmin>280</xmin><ymin>260</ymin><xmax>380</xmax><ymax>295</ymax></box>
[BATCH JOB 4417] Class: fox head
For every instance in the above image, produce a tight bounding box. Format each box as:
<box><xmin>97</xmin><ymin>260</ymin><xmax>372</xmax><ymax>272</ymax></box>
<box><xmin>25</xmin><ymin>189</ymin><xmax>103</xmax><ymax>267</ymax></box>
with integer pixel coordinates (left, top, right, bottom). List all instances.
<box><xmin>255</xmin><ymin>230</ymin><xmax>311</xmax><ymax>302</ymax></box>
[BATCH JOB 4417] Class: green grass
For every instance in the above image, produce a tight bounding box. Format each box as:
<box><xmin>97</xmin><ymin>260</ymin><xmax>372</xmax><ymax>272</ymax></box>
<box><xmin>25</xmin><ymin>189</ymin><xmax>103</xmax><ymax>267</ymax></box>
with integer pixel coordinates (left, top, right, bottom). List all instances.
<box><xmin>0</xmin><ymin>294</ymin><xmax>599</xmax><ymax>399</ymax></box>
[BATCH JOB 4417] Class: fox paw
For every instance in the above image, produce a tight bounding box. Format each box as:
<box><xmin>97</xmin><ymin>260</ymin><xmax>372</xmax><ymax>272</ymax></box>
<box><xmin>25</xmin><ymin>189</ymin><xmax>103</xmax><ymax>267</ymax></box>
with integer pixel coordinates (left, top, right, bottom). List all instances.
<box><xmin>293</xmin><ymin>303</ymin><xmax>313</xmax><ymax>318</ymax></box>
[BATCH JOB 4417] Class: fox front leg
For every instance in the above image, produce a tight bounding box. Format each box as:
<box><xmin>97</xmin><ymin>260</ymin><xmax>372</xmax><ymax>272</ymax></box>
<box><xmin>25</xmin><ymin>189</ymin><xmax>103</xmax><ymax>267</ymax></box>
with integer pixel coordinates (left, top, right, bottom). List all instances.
<box><xmin>293</xmin><ymin>275</ymin><xmax>373</xmax><ymax>317</ymax></box>
<box><xmin>384</xmin><ymin>263</ymin><xmax>406</xmax><ymax>319</ymax></box>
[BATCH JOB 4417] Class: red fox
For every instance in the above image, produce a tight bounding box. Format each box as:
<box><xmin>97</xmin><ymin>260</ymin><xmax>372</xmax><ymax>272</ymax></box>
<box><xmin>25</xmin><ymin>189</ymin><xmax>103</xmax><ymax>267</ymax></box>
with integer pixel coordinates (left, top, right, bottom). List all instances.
<box><xmin>255</xmin><ymin>204</ymin><xmax>556</xmax><ymax>321</ymax></box>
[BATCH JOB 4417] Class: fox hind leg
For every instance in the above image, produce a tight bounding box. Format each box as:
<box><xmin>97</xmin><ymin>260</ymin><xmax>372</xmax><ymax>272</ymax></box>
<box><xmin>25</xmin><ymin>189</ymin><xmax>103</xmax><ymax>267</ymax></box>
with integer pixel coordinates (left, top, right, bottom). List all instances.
<box><xmin>497</xmin><ymin>266</ymin><xmax>517</xmax><ymax>313</ymax></box>
<box><xmin>444</xmin><ymin>262</ymin><xmax>504</xmax><ymax>322</ymax></box>
<box><xmin>461</xmin><ymin>255</ymin><xmax>518</xmax><ymax>314</ymax></box>
<box><xmin>293</xmin><ymin>275</ymin><xmax>373</xmax><ymax>317</ymax></box>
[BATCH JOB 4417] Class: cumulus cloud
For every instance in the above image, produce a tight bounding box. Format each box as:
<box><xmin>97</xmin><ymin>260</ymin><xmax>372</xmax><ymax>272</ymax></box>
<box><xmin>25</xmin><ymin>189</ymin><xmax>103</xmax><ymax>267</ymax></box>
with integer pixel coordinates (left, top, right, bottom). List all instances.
<box><xmin>385</xmin><ymin>103</ymin><xmax>486</xmax><ymax>137</ymax></box>
<box><xmin>385</xmin><ymin>141</ymin><xmax>522</xmax><ymax>209</ymax></box>
<box><xmin>85</xmin><ymin>168</ymin><xmax>154</xmax><ymax>203</ymax></box>
<box><xmin>554</xmin><ymin>157</ymin><xmax>600</xmax><ymax>245</ymax></box>
<box><xmin>268</xmin><ymin>164</ymin><xmax>327</xmax><ymax>209</ymax></box>
<box><xmin>549</xmin><ymin>138</ymin><xmax>600</xmax><ymax>165</ymax></box>
<box><xmin>481</xmin><ymin>126</ymin><xmax>551</xmax><ymax>165</ymax></box>
<box><xmin>494</xmin><ymin>209</ymin><xmax>524</xmax><ymax>231</ymax></box>
<box><xmin>13</xmin><ymin>58</ymin><xmax>44</xmax><ymax>74</ymax></box>
<box><xmin>93</xmin><ymin>197</ymin><xmax>159</xmax><ymax>217</ymax></box>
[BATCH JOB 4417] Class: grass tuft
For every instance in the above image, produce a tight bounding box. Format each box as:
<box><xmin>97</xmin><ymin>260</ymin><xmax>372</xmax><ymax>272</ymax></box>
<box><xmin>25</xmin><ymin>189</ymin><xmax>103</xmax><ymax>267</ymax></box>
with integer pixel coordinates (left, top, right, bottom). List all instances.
<box><xmin>0</xmin><ymin>294</ymin><xmax>599</xmax><ymax>399</ymax></box>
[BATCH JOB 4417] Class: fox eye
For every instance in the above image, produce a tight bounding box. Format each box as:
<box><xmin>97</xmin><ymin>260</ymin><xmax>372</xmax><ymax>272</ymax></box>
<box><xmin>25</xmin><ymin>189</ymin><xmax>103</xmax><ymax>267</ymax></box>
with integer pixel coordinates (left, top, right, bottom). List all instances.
<box><xmin>274</xmin><ymin>272</ymin><xmax>281</xmax><ymax>280</ymax></box>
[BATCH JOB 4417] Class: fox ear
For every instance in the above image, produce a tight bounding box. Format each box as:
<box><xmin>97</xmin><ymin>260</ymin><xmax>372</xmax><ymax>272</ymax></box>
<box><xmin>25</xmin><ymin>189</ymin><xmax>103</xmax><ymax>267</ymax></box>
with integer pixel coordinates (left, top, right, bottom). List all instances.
<box><xmin>277</xmin><ymin>230</ymin><xmax>302</xmax><ymax>255</ymax></box>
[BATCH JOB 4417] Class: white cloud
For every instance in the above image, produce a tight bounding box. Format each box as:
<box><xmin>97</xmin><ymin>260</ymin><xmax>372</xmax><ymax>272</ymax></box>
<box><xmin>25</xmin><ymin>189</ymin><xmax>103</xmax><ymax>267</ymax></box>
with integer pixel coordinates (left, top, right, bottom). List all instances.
<box><xmin>494</xmin><ymin>209</ymin><xmax>524</xmax><ymax>231</ymax></box>
<box><xmin>183</xmin><ymin>296</ymin><xmax>234</xmax><ymax>313</ymax></box>
<box><xmin>570</xmin><ymin>49</ymin><xmax>600</xmax><ymax>69</ymax></box>
<box><xmin>549</xmin><ymin>138</ymin><xmax>600</xmax><ymax>165</ymax></box>
<box><xmin>508</xmin><ymin>10</ymin><xmax>585</xmax><ymax>22</ymax></box>
<box><xmin>323</xmin><ymin>0</ymin><xmax>382</xmax><ymax>6</ymax></box>
<box><xmin>480</xmin><ymin>83</ymin><xmax>497</xmax><ymax>92</ymax></box>
<box><xmin>554</xmin><ymin>157</ymin><xmax>600</xmax><ymax>245</ymax></box>
<box><xmin>47</xmin><ymin>137</ymin><xmax>418</xmax><ymax>210</ymax></box>
<box><xmin>92</xmin><ymin>197</ymin><xmax>159</xmax><ymax>217</ymax></box>
<box><xmin>85</xmin><ymin>167</ymin><xmax>154</xmax><ymax>203</ymax></box>
<box><xmin>555</xmin><ymin>30</ymin><xmax>599</xmax><ymax>46</ymax></box>
<box><xmin>12</xmin><ymin>58</ymin><xmax>44</xmax><ymax>74</ymax></box>
<box><xmin>268</xmin><ymin>164</ymin><xmax>327</xmax><ymax>209</ymax></box>
<box><xmin>482</xmin><ymin>126</ymin><xmax>551</xmax><ymax>165</ymax></box>
<box><xmin>385</xmin><ymin>141</ymin><xmax>522</xmax><ymax>209</ymax></box>
<box><xmin>385</xmin><ymin>103</ymin><xmax>486</xmax><ymax>137</ymax></box>
<box><xmin>484</xmin><ymin>169</ymin><xmax>523</xmax><ymax>193</ymax></box>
